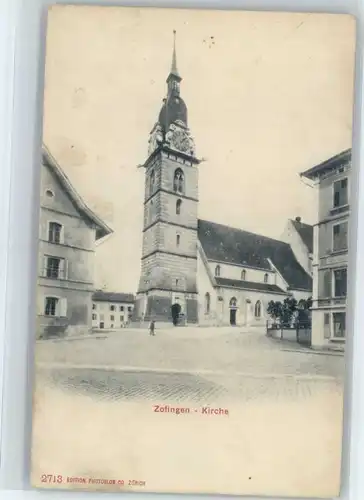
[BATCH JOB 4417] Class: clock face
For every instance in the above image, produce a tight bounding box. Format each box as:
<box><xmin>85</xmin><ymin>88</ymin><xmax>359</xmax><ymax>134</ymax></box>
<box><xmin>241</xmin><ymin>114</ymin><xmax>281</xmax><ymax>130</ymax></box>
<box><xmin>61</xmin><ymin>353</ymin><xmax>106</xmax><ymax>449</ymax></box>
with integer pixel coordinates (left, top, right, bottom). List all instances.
<box><xmin>171</xmin><ymin>129</ymin><xmax>190</xmax><ymax>153</ymax></box>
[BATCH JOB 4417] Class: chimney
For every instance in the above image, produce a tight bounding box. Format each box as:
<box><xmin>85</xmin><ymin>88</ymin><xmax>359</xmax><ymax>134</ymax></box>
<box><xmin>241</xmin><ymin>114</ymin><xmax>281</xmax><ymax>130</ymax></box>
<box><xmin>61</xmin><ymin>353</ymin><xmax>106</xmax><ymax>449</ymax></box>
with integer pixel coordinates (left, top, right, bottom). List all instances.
<box><xmin>295</xmin><ymin>216</ymin><xmax>302</xmax><ymax>223</ymax></box>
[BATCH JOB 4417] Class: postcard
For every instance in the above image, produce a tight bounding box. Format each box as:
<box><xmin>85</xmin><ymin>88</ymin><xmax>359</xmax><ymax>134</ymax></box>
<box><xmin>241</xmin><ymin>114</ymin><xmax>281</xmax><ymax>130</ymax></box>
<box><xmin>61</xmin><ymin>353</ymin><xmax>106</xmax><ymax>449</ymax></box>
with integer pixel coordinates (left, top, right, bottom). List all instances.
<box><xmin>31</xmin><ymin>5</ymin><xmax>356</xmax><ymax>498</ymax></box>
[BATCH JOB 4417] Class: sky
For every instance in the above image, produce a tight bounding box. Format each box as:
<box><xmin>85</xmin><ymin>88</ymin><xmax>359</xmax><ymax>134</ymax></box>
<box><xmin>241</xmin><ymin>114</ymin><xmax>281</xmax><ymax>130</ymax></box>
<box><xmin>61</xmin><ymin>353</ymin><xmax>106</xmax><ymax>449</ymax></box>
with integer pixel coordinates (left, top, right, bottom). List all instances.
<box><xmin>42</xmin><ymin>6</ymin><xmax>356</xmax><ymax>293</ymax></box>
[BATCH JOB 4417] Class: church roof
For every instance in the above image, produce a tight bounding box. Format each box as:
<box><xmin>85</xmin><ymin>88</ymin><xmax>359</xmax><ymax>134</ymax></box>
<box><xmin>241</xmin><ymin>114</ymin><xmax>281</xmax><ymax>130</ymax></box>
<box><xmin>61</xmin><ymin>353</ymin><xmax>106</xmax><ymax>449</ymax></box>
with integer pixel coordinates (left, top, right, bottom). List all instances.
<box><xmin>92</xmin><ymin>291</ymin><xmax>135</xmax><ymax>304</ymax></box>
<box><xmin>198</xmin><ymin>219</ymin><xmax>312</xmax><ymax>292</ymax></box>
<box><xmin>290</xmin><ymin>218</ymin><xmax>313</xmax><ymax>253</ymax></box>
<box><xmin>215</xmin><ymin>277</ymin><xmax>286</xmax><ymax>294</ymax></box>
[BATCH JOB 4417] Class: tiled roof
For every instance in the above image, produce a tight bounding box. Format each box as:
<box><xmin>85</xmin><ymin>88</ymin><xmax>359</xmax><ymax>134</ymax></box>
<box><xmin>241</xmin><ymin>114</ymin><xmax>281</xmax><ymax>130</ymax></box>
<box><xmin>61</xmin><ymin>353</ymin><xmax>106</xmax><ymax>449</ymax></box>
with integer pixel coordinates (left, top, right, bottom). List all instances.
<box><xmin>215</xmin><ymin>277</ymin><xmax>286</xmax><ymax>294</ymax></box>
<box><xmin>198</xmin><ymin>219</ymin><xmax>312</xmax><ymax>292</ymax></box>
<box><xmin>92</xmin><ymin>291</ymin><xmax>135</xmax><ymax>303</ymax></box>
<box><xmin>290</xmin><ymin>219</ymin><xmax>313</xmax><ymax>253</ymax></box>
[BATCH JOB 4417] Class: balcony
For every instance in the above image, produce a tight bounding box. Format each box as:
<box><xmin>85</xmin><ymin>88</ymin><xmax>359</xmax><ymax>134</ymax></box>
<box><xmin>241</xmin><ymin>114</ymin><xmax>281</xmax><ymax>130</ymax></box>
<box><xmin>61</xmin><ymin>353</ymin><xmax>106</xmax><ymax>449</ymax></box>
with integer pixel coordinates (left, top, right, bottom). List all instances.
<box><xmin>315</xmin><ymin>297</ymin><xmax>346</xmax><ymax>308</ymax></box>
<box><xmin>329</xmin><ymin>204</ymin><xmax>350</xmax><ymax>217</ymax></box>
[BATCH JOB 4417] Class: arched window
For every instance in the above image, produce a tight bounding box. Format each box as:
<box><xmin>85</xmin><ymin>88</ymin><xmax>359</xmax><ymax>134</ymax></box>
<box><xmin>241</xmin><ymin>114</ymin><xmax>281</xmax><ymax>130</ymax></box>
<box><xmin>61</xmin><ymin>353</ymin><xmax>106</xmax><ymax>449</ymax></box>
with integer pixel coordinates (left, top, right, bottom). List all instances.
<box><xmin>264</xmin><ymin>273</ymin><xmax>269</xmax><ymax>283</ymax></box>
<box><xmin>176</xmin><ymin>234</ymin><xmax>180</xmax><ymax>247</ymax></box>
<box><xmin>150</xmin><ymin>170</ymin><xmax>155</xmax><ymax>194</ymax></box>
<box><xmin>241</xmin><ymin>269</ymin><xmax>246</xmax><ymax>280</ymax></box>
<box><xmin>205</xmin><ymin>293</ymin><xmax>210</xmax><ymax>314</ymax></box>
<box><xmin>176</xmin><ymin>199</ymin><xmax>182</xmax><ymax>215</ymax></box>
<box><xmin>229</xmin><ymin>297</ymin><xmax>237</xmax><ymax>308</ymax></box>
<box><xmin>255</xmin><ymin>300</ymin><xmax>262</xmax><ymax>318</ymax></box>
<box><xmin>173</xmin><ymin>168</ymin><xmax>185</xmax><ymax>194</ymax></box>
<box><xmin>215</xmin><ymin>265</ymin><xmax>221</xmax><ymax>277</ymax></box>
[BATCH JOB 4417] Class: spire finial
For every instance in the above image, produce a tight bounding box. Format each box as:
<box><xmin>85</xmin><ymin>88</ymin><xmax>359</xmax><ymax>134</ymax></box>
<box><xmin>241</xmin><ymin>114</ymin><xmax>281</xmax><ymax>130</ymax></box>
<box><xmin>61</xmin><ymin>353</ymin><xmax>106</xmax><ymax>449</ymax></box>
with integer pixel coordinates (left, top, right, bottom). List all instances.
<box><xmin>170</xmin><ymin>29</ymin><xmax>180</xmax><ymax>78</ymax></box>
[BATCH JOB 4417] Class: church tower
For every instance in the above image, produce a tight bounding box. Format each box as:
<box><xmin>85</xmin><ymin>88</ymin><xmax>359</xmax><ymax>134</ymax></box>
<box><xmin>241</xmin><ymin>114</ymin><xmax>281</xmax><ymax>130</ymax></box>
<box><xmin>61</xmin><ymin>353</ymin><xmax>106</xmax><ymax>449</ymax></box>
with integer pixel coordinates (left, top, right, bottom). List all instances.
<box><xmin>134</xmin><ymin>32</ymin><xmax>200</xmax><ymax>325</ymax></box>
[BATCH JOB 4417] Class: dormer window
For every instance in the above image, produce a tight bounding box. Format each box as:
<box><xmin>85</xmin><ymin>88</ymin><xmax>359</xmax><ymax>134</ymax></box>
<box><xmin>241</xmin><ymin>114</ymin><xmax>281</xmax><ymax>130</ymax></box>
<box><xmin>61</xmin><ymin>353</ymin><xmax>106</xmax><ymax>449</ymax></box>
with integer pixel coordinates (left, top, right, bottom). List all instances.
<box><xmin>173</xmin><ymin>168</ymin><xmax>184</xmax><ymax>194</ymax></box>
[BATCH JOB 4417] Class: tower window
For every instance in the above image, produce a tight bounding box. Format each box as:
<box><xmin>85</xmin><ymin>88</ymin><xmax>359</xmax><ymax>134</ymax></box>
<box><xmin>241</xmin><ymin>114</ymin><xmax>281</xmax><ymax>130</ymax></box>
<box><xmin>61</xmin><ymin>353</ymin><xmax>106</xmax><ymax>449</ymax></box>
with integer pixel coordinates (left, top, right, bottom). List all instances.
<box><xmin>150</xmin><ymin>170</ymin><xmax>156</xmax><ymax>194</ymax></box>
<box><xmin>215</xmin><ymin>265</ymin><xmax>221</xmax><ymax>277</ymax></box>
<box><xmin>176</xmin><ymin>199</ymin><xmax>182</xmax><ymax>215</ymax></box>
<box><xmin>176</xmin><ymin>234</ymin><xmax>181</xmax><ymax>246</ymax></box>
<box><xmin>241</xmin><ymin>269</ymin><xmax>246</xmax><ymax>280</ymax></box>
<box><xmin>173</xmin><ymin>168</ymin><xmax>185</xmax><ymax>194</ymax></box>
<box><xmin>264</xmin><ymin>273</ymin><xmax>269</xmax><ymax>283</ymax></box>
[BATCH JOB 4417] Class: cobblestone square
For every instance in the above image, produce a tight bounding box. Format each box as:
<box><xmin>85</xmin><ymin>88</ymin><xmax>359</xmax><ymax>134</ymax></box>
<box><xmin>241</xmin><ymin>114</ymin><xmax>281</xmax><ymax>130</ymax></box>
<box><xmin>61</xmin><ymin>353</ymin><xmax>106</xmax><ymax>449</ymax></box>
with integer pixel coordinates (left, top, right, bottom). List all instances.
<box><xmin>35</xmin><ymin>326</ymin><xmax>344</xmax><ymax>404</ymax></box>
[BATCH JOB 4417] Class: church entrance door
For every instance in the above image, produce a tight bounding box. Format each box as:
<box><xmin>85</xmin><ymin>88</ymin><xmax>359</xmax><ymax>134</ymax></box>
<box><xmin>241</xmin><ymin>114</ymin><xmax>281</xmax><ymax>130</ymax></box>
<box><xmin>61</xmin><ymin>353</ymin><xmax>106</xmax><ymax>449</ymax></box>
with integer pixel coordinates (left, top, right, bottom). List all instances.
<box><xmin>230</xmin><ymin>309</ymin><xmax>237</xmax><ymax>326</ymax></box>
<box><xmin>171</xmin><ymin>302</ymin><xmax>182</xmax><ymax>326</ymax></box>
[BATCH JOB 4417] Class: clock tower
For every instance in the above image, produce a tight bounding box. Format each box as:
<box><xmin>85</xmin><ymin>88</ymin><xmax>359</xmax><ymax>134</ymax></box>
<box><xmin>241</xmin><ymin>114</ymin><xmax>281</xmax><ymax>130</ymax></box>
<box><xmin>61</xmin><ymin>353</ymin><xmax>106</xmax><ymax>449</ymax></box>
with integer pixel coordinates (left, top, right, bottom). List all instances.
<box><xmin>134</xmin><ymin>31</ymin><xmax>200</xmax><ymax>325</ymax></box>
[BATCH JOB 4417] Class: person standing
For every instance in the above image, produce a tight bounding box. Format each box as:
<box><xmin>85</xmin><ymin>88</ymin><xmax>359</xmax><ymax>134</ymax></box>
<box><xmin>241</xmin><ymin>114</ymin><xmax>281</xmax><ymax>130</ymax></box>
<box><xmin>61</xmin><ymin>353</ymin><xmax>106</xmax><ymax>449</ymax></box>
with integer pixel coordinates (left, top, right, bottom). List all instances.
<box><xmin>149</xmin><ymin>319</ymin><xmax>155</xmax><ymax>336</ymax></box>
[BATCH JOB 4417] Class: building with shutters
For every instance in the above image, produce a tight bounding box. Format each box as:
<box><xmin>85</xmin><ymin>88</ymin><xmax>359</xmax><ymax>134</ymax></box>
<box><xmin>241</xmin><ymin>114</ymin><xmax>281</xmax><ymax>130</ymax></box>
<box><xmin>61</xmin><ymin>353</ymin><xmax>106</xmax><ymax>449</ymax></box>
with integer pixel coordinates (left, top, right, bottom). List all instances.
<box><xmin>37</xmin><ymin>147</ymin><xmax>112</xmax><ymax>339</ymax></box>
<box><xmin>133</xmin><ymin>32</ymin><xmax>313</xmax><ymax>328</ymax></box>
<box><xmin>92</xmin><ymin>291</ymin><xmax>135</xmax><ymax>330</ymax></box>
<box><xmin>300</xmin><ymin>149</ymin><xmax>350</xmax><ymax>348</ymax></box>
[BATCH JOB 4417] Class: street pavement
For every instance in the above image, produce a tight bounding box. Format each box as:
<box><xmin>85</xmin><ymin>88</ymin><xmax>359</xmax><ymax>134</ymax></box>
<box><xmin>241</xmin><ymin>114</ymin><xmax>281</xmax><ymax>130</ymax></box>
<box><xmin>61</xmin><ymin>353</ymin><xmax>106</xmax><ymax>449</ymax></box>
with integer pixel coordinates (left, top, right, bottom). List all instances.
<box><xmin>35</xmin><ymin>326</ymin><xmax>344</xmax><ymax>405</ymax></box>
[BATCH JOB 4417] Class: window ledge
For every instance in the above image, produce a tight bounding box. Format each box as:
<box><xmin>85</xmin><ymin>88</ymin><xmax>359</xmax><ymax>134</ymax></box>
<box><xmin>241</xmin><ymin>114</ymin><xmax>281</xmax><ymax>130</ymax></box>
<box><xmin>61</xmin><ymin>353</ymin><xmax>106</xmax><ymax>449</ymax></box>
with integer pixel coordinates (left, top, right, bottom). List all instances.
<box><xmin>41</xmin><ymin>315</ymin><xmax>68</xmax><ymax>319</ymax></box>
<box><xmin>329</xmin><ymin>338</ymin><xmax>345</xmax><ymax>343</ymax></box>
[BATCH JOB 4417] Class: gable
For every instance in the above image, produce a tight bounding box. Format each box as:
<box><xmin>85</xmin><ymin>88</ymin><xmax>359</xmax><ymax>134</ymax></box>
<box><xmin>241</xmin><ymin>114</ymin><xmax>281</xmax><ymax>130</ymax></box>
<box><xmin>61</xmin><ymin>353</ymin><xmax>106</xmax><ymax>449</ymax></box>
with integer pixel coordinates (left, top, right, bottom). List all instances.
<box><xmin>291</xmin><ymin>219</ymin><xmax>313</xmax><ymax>253</ymax></box>
<box><xmin>198</xmin><ymin>219</ymin><xmax>312</xmax><ymax>292</ymax></box>
<box><xmin>41</xmin><ymin>147</ymin><xmax>112</xmax><ymax>240</ymax></box>
<box><xmin>41</xmin><ymin>160</ymin><xmax>84</xmax><ymax>219</ymax></box>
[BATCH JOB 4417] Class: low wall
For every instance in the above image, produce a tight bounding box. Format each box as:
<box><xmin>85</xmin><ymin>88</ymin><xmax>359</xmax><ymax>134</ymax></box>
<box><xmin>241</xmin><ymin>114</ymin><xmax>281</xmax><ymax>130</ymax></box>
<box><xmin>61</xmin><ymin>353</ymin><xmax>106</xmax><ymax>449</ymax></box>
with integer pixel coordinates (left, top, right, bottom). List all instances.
<box><xmin>268</xmin><ymin>327</ymin><xmax>296</xmax><ymax>342</ymax></box>
<box><xmin>267</xmin><ymin>325</ymin><xmax>311</xmax><ymax>346</ymax></box>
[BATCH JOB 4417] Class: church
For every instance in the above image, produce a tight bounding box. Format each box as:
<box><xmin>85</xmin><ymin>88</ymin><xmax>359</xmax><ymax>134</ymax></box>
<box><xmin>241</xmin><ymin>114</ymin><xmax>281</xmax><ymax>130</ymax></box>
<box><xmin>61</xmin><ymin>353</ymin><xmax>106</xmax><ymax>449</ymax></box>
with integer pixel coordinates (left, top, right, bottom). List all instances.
<box><xmin>133</xmin><ymin>33</ymin><xmax>312</xmax><ymax>327</ymax></box>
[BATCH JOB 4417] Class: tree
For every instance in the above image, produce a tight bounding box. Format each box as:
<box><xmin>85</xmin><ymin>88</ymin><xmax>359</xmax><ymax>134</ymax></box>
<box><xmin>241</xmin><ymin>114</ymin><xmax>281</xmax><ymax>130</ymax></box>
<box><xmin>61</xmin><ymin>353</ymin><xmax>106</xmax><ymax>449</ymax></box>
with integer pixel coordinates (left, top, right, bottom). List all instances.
<box><xmin>267</xmin><ymin>301</ymin><xmax>283</xmax><ymax>325</ymax></box>
<box><xmin>305</xmin><ymin>296</ymin><xmax>313</xmax><ymax>310</ymax></box>
<box><xmin>281</xmin><ymin>297</ymin><xmax>297</xmax><ymax>326</ymax></box>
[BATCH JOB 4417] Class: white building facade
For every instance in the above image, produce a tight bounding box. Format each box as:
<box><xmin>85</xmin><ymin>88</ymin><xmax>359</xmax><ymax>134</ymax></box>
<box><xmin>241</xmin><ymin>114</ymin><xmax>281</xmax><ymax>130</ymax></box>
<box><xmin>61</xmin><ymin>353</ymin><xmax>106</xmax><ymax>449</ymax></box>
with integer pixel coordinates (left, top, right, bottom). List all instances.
<box><xmin>301</xmin><ymin>149</ymin><xmax>350</xmax><ymax>348</ymax></box>
<box><xmin>92</xmin><ymin>291</ymin><xmax>135</xmax><ymax>330</ymax></box>
<box><xmin>196</xmin><ymin>219</ymin><xmax>312</xmax><ymax>328</ymax></box>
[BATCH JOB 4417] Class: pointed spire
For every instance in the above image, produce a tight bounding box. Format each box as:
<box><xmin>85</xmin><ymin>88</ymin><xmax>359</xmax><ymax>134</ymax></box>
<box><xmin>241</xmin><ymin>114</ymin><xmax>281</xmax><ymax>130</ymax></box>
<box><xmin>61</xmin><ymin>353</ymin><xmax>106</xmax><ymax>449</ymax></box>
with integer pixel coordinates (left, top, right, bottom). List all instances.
<box><xmin>170</xmin><ymin>30</ymin><xmax>180</xmax><ymax>79</ymax></box>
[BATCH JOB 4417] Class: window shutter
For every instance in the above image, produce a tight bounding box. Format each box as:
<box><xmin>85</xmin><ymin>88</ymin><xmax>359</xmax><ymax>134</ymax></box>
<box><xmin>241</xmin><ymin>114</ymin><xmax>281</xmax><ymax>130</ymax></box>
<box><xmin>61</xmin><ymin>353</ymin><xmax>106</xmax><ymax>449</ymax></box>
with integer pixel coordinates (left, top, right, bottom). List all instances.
<box><xmin>38</xmin><ymin>294</ymin><xmax>45</xmax><ymax>315</ymax></box>
<box><xmin>43</xmin><ymin>256</ymin><xmax>48</xmax><ymax>277</ymax></box>
<box><xmin>63</xmin><ymin>259</ymin><xmax>68</xmax><ymax>280</ymax></box>
<box><xmin>323</xmin><ymin>270</ymin><xmax>332</xmax><ymax>297</ymax></box>
<box><xmin>60</xmin><ymin>298</ymin><xmax>67</xmax><ymax>317</ymax></box>
<box><xmin>343</xmin><ymin>222</ymin><xmax>348</xmax><ymax>249</ymax></box>
<box><xmin>327</xmin><ymin>270</ymin><xmax>332</xmax><ymax>297</ymax></box>
<box><xmin>324</xmin><ymin>314</ymin><xmax>331</xmax><ymax>339</ymax></box>
<box><xmin>58</xmin><ymin>259</ymin><xmax>65</xmax><ymax>279</ymax></box>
